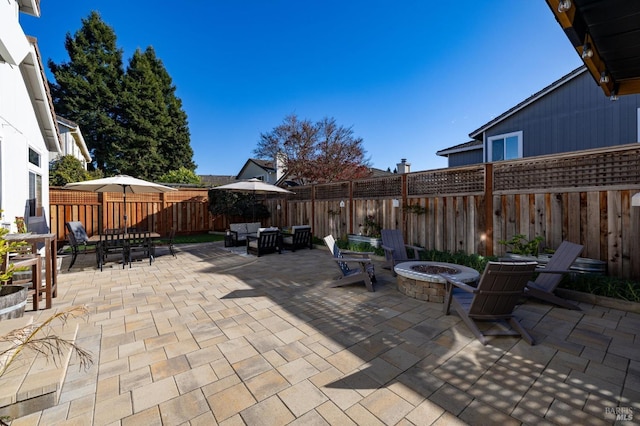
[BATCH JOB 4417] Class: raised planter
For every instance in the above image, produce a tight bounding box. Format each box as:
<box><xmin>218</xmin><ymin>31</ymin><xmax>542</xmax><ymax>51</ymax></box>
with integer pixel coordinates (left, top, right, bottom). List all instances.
<box><xmin>504</xmin><ymin>253</ymin><xmax>606</xmax><ymax>275</ymax></box>
<box><xmin>0</xmin><ymin>285</ymin><xmax>28</xmax><ymax>320</ymax></box>
<box><xmin>347</xmin><ymin>234</ymin><xmax>382</xmax><ymax>248</ymax></box>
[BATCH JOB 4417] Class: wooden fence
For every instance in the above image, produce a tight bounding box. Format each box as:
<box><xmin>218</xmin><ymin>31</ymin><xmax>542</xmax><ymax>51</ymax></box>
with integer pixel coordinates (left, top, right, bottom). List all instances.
<box><xmin>49</xmin><ymin>188</ymin><xmax>211</xmax><ymax>241</ymax></box>
<box><xmin>50</xmin><ymin>143</ymin><xmax>640</xmax><ymax>280</ymax></box>
<box><xmin>271</xmin><ymin>144</ymin><xmax>640</xmax><ymax>280</ymax></box>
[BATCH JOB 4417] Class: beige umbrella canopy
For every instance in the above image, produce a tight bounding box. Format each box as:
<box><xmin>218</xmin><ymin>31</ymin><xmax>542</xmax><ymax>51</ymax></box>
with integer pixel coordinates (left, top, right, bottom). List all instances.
<box><xmin>64</xmin><ymin>175</ymin><xmax>177</xmax><ymax>233</ymax></box>
<box><xmin>212</xmin><ymin>178</ymin><xmax>294</xmax><ymax>194</ymax></box>
<box><xmin>212</xmin><ymin>178</ymin><xmax>294</xmax><ymax>220</ymax></box>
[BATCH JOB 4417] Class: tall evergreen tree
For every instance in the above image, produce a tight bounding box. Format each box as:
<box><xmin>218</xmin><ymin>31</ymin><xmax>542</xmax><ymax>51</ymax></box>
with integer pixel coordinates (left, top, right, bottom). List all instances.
<box><xmin>49</xmin><ymin>12</ymin><xmax>195</xmax><ymax>179</ymax></box>
<box><xmin>119</xmin><ymin>48</ymin><xmax>167</xmax><ymax>179</ymax></box>
<box><xmin>145</xmin><ymin>49</ymin><xmax>195</xmax><ymax>173</ymax></box>
<box><xmin>119</xmin><ymin>47</ymin><xmax>194</xmax><ymax>180</ymax></box>
<box><xmin>48</xmin><ymin>11</ymin><xmax>124</xmax><ymax>174</ymax></box>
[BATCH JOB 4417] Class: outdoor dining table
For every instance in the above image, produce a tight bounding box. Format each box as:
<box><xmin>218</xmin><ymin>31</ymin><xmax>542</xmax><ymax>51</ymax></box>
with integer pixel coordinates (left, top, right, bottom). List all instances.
<box><xmin>5</xmin><ymin>232</ymin><xmax>58</xmax><ymax>309</ymax></box>
<box><xmin>86</xmin><ymin>232</ymin><xmax>161</xmax><ymax>244</ymax></box>
<box><xmin>88</xmin><ymin>232</ymin><xmax>161</xmax><ymax>268</ymax></box>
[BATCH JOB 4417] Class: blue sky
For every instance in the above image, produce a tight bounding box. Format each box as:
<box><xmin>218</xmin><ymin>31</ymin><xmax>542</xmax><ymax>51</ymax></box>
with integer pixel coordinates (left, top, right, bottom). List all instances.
<box><xmin>21</xmin><ymin>1</ymin><xmax>582</xmax><ymax>176</ymax></box>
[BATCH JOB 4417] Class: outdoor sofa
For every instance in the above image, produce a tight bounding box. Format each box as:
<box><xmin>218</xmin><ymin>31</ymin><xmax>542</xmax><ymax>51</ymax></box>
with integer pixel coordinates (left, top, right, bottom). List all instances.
<box><xmin>226</xmin><ymin>222</ymin><xmax>261</xmax><ymax>247</ymax></box>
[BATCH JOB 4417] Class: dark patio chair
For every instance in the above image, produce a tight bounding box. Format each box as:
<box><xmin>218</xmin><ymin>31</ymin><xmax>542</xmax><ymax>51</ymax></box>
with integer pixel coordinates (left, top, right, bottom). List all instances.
<box><xmin>246</xmin><ymin>229</ymin><xmax>281</xmax><ymax>257</ymax></box>
<box><xmin>65</xmin><ymin>221</ymin><xmax>90</xmax><ymax>270</ymax></box>
<box><xmin>526</xmin><ymin>240</ymin><xmax>584</xmax><ymax>310</ymax></box>
<box><xmin>323</xmin><ymin>235</ymin><xmax>375</xmax><ymax>292</ymax></box>
<box><xmin>127</xmin><ymin>231</ymin><xmax>154</xmax><ymax>267</ymax></box>
<box><xmin>381</xmin><ymin>229</ymin><xmax>424</xmax><ymax>275</ymax></box>
<box><xmin>281</xmin><ymin>225</ymin><xmax>313</xmax><ymax>251</ymax></box>
<box><xmin>443</xmin><ymin>261</ymin><xmax>538</xmax><ymax>345</ymax></box>
<box><xmin>97</xmin><ymin>233</ymin><xmax>128</xmax><ymax>271</ymax></box>
<box><xmin>166</xmin><ymin>227</ymin><xmax>176</xmax><ymax>258</ymax></box>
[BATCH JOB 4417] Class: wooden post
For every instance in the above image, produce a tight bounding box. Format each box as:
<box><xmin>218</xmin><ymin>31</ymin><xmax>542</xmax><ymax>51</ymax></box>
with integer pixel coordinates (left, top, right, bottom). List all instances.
<box><xmin>484</xmin><ymin>164</ymin><xmax>494</xmax><ymax>256</ymax></box>
<box><xmin>401</xmin><ymin>173</ymin><xmax>408</xmax><ymax>241</ymax></box>
<box><xmin>348</xmin><ymin>181</ymin><xmax>354</xmax><ymax>235</ymax></box>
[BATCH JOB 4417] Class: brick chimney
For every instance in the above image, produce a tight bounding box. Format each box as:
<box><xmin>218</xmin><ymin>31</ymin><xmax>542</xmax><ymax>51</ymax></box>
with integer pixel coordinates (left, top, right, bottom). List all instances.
<box><xmin>397</xmin><ymin>158</ymin><xmax>411</xmax><ymax>174</ymax></box>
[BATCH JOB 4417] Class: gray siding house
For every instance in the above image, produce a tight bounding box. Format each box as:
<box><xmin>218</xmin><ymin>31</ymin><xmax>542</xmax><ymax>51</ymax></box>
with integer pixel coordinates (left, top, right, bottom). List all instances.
<box><xmin>437</xmin><ymin>66</ymin><xmax>640</xmax><ymax>167</ymax></box>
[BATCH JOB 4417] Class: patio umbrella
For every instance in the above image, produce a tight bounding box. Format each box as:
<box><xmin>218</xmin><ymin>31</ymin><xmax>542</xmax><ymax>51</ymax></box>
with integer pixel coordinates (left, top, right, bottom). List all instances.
<box><xmin>211</xmin><ymin>178</ymin><xmax>294</xmax><ymax>221</ymax></box>
<box><xmin>64</xmin><ymin>175</ymin><xmax>177</xmax><ymax>233</ymax></box>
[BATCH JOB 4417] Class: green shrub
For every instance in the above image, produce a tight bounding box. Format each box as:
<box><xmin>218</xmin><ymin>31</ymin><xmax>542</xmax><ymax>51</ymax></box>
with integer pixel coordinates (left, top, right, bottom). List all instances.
<box><xmin>335</xmin><ymin>239</ymin><xmax>385</xmax><ymax>256</ymax></box>
<box><xmin>559</xmin><ymin>273</ymin><xmax>640</xmax><ymax>302</ymax></box>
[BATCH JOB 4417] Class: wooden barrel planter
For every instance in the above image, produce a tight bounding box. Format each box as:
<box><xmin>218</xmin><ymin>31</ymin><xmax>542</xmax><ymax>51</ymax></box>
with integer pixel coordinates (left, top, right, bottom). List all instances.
<box><xmin>0</xmin><ymin>285</ymin><xmax>28</xmax><ymax>320</ymax></box>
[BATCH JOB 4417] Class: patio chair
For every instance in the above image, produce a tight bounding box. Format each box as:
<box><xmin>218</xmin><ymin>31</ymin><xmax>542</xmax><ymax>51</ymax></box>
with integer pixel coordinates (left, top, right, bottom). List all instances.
<box><xmin>323</xmin><ymin>235</ymin><xmax>376</xmax><ymax>292</ymax></box>
<box><xmin>443</xmin><ymin>261</ymin><xmax>538</xmax><ymax>345</ymax></box>
<box><xmin>525</xmin><ymin>240</ymin><xmax>584</xmax><ymax>310</ymax></box>
<box><xmin>281</xmin><ymin>225</ymin><xmax>313</xmax><ymax>251</ymax></box>
<box><xmin>97</xmin><ymin>233</ymin><xmax>128</xmax><ymax>271</ymax></box>
<box><xmin>65</xmin><ymin>221</ymin><xmax>90</xmax><ymax>270</ymax></box>
<box><xmin>381</xmin><ymin>229</ymin><xmax>424</xmax><ymax>275</ymax></box>
<box><xmin>166</xmin><ymin>227</ymin><xmax>176</xmax><ymax>258</ymax></box>
<box><xmin>127</xmin><ymin>231</ymin><xmax>154</xmax><ymax>267</ymax></box>
<box><xmin>246</xmin><ymin>228</ymin><xmax>281</xmax><ymax>257</ymax></box>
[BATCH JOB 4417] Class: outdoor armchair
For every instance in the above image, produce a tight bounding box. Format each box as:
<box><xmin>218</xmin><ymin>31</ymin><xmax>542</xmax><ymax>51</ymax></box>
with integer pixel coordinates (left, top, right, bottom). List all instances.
<box><xmin>525</xmin><ymin>240</ymin><xmax>584</xmax><ymax>310</ymax></box>
<box><xmin>381</xmin><ymin>229</ymin><xmax>424</xmax><ymax>275</ymax></box>
<box><xmin>246</xmin><ymin>229</ymin><xmax>281</xmax><ymax>257</ymax></box>
<box><xmin>281</xmin><ymin>225</ymin><xmax>312</xmax><ymax>251</ymax></box>
<box><xmin>323</xmin><ymin>235</ymin><xmax>376</xmax><ymax>292</ymax></box>
<box><xmin>443</xmin><ymin>261</ymin><xmax>538</xmax><ymax>345</ymax></box>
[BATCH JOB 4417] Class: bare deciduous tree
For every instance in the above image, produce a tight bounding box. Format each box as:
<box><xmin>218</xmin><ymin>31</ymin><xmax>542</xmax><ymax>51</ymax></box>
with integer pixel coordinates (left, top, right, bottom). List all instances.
<box><xmin>255</xmin><ymin>114</ymin><xmax>371</xmax><ymax>185</ymax></box>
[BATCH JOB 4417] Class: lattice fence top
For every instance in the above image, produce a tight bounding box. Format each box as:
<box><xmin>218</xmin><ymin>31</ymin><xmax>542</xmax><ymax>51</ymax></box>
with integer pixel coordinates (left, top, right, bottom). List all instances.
<box><xmin>493</xmin><ymin>147</ymin><xmax>640</xmax><ymax>192</ymax></box>
<box><xmin>315</xmin><ymin>182</ymin><xmax>350</xmax><ymax>200</ymax></box>
<box><xmin>50</xmin><ymin>191</ymin><xmax>100</xmax><ymax>204</ymax></box>
<box><xmin>353</xmin><ymin>176</ymin><xmax>402</xmax><ymax>198</ymax></box>
<box><xmin>407</xmin><ymin>167</ymin><xmax>485</xmax><ymax>196</ymax></box>
<box><xmin>289</xmin><ymin>186</ymin><xmax>312</xmax><ymax>200</ymax></box>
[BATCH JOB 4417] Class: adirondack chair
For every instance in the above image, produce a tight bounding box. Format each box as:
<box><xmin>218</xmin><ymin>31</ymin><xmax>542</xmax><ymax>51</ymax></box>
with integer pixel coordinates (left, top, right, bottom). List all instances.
<box><xmin>323</xmin><ymin>235</ymin><xmax>376</xmax><ymax>292</ymax></box>
<box><xmin>381</xmin><ymin>229</ymin><xmax>424</xmax><ymax>275</ymax></box>
<box><xmin>525</xmin><ymin>240</ymin><xmax>584</xmax><ymax>310</ymax></box>
<box><xmin>443</xmin><ymin>261</ymin><xmax>538</xmax><ymax>345</ymax></box>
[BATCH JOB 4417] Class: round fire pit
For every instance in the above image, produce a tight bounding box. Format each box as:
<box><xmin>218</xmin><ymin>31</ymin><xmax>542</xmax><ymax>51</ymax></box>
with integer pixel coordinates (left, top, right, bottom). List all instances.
<box><xmin>410</xmin><ymin>264</ymin><xmax>460</xmax><ymax>275</ymax></box>
<box><xmin>394</xmin><ymin>261</ymin><xmax>480</xmax><ymax>303</ymax></box>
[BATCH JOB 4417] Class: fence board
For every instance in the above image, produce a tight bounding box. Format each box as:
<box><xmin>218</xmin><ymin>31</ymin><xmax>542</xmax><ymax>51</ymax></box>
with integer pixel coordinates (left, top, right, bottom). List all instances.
<box><xmin>585</xmin><ymin>192</ymin><xmax>601</xmax><ymax>259</ymax></box>
<box><xmin>566</xmin><ymin>192</ymin><xmax>581</xmax><ymax>243</ymax></box>
<box><xmin>549</xmin><ymin>193</ymin><xmax>563</xmax><ymax>249</ymax></box>
<box><xmin>607</xmin><ymin>191</ymin><xmax>622</xmax><ymax>277</ymax></box>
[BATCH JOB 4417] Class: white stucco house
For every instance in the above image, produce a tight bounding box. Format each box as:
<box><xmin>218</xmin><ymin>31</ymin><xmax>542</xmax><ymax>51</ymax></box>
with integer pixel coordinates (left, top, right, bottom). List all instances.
<box><xmin>54</xmin><ymin>116</ymin><xmax>91</xmax><ymax>170</ymax></box>
<box><xmin>0</xmin><ymin>0</ymin><xmax>60</xmax><ymax>232</ymax></box>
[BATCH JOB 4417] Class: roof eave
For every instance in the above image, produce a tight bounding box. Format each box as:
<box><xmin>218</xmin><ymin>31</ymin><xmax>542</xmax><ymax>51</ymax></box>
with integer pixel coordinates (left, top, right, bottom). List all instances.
<box><xmin>469</xmin><ymin>67</ymin><xmax>587</xmax><ymax>139</ymax></box>
<box><xmin>18</xmin><ymin>0</ymin><xmax>40</xmax><ymax>17</ymax></box>
<box><xmin>20</xmin><ymin>39</ymin><xmax>61</xmax><ymax>153</ymax></box>
<box><xmin>436</xmin><ymin>143</ymin><xmax>483</xmax><ymax>157</ymax></box>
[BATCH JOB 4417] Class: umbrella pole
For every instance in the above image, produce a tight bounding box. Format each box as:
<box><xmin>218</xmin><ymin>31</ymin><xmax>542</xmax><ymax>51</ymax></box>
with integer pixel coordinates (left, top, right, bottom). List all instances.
<box><xmin>123</xmin><ymin>187</ymin><xmax>128</xmax><ymax>234</ymax></box>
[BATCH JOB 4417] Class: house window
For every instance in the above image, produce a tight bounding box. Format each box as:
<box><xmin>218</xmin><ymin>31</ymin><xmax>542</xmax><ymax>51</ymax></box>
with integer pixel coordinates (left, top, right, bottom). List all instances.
<box><xmin>28</xmin><ymin>148</ymin><xmax>40</xmax><ymax>167</ymax></box>
<box><xmin>28</xmin><ymin>171</ymin><xmax>42</xmax><ymax>217</ymax></box>
<box><xmin>487</xmin><ymin>131</ymin><xmax>523</xmax><ymax>162</ymax></box>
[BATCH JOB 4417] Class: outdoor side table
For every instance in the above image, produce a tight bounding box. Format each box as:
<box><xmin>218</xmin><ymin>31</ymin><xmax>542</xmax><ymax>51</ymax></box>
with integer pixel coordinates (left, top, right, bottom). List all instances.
<box><xmin>224</xmin><ymin>232</ymin><xmax>234</xmax><ymax>247</ymax></box>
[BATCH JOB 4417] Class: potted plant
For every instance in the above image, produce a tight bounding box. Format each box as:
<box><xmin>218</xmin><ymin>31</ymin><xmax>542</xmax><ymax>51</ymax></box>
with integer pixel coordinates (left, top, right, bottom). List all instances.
<box><xmin>348</xmin><ymin>215</ymin><xmax>383</xmax><ymax>247</ymax></box>
<box><xmin>499</xmin><ymin>234</ymin><xmax>550</xmax><ymax>264</ymax></box>
<box><xmin>0</xmin><ymin>227</ymin><xmax>29</xmax><ymax>320</ymax></box>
